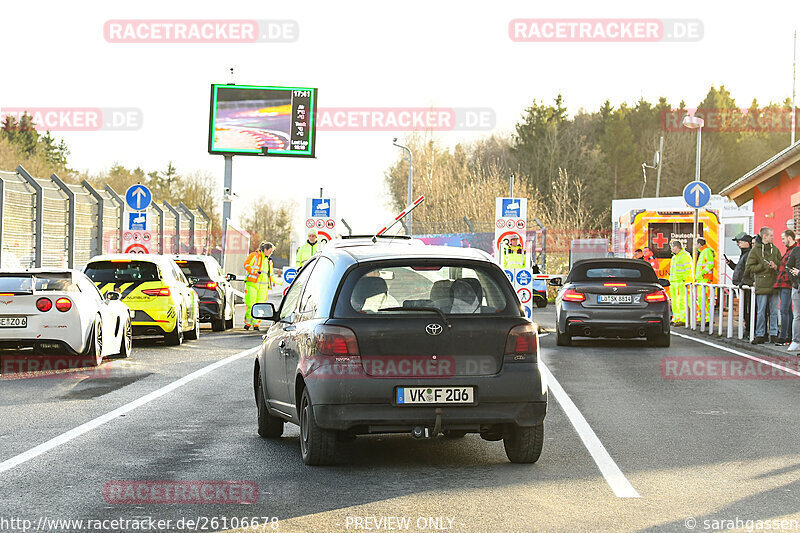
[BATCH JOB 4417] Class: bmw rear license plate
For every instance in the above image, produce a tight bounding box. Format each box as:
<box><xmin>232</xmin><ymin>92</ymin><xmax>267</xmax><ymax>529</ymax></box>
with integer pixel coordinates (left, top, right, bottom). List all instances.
<box><xmin>0</xmin><ymin>316</ymin><xmax>27</xmax><ymax>328</ymax></box>
<box><xmin>396</xmin><ymin>387</ymin><xmax>474</xmax><ymax>405</ymax></box>
<box><xmin>598</xmin><ymin>295</ymin><xmax>632</xmax><ymax>304</ymax></box>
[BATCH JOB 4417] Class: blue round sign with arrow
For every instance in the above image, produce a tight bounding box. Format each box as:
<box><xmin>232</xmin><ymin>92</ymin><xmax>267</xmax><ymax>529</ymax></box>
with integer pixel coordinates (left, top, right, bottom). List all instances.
<box><xmin>125</xmin><ymin>184</ymin><xmax>153</xmax><ymax>211</ymax></box>
<box><xmin>682</xmin><ymin>181</ymin><xmax>711</xmax><ymax>209</ymax></box>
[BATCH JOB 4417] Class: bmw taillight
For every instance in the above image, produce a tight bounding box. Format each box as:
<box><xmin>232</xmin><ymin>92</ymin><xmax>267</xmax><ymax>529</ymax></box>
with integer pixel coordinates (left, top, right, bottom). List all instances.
<box><xmin>645</xmin><ymin>290</ymin><xmax>668</xmax><ymax>303</ymax></box>
<box><xmin>315</xmin><ymin>325</ymin><xmax>360</xmax><ymax>356</ymax></box>
<box><xmin>504</xmin><ymin>323</ymin><xmax>538</xmax><ymax>362</ymax></box>
<box><xmin>562</xmin><ymin>289</ymin><xmax>586</xmax><ymax>302</ymax></box>
<box><xmin>55</xmin><ymin>297</ymin><xmax>72</xmax><ymax>312</ymax></box>
<box><xmin>142</xmin><ymin>288</ymin><xmax>171</xmax><ymax>297</ymax></box>
<box><xmin>36</xmin><ymin>298</ymin><xmax>52</xmax><ymax>312</ymax></box>
<box><xmin>204</xmin><ymin>281</ymin><xmax>218</xmax><ymax>289</ymax></box>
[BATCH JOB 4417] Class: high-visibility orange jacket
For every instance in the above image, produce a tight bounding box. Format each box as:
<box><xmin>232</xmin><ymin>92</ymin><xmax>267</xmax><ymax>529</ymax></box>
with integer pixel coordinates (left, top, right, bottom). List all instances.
<box><xmin>244</xmin><ymin>251</ymin><xmax>266</xmax><ymax>283</ymax></box>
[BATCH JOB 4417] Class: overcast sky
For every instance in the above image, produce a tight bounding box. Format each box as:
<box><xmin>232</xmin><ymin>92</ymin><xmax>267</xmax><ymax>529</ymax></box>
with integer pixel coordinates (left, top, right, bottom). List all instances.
<box><xmin>2</xmin><ymin>1</ymin><xmax>798</xmax><ymax>241</ymax></box>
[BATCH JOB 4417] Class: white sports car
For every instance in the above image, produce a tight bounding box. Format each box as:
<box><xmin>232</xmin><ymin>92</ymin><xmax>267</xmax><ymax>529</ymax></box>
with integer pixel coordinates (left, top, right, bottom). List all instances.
<box><xmin>0</xmin><ymin>269</ymin><xmax>133</xmax><ymax>366</ymax></box>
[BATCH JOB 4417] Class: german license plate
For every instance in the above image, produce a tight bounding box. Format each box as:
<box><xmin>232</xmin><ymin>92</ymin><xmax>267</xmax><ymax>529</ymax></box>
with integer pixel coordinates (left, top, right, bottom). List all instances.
<box><xmin>598</xmin><ymin>294</ymin><xmax>632</xmax><ymax>304</ymax></box>
<box><xmin>396</xmin><ymin>387</ymin><xmax>475</xmax><ymax>405</ymax></box>
<box><xmin>0</xmin><ymin>316</ymin><xmax>27</xmax><ymax>328</ymax></box>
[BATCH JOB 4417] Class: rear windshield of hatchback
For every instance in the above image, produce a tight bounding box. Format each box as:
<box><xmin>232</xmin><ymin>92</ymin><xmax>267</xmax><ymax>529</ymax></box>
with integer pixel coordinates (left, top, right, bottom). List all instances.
<box><xmin>336</xmin><ymin>263</ymin><xmax>512</xmax><ymax>316</ymax></box>
<box><xmin>84</xmin><ymin>261</ymin><xmax>160</xmax><ymax>283</ymax></box>
<box><xmin>174</xmin><ymin>260</ymin><xmax>210</xmax><ymax>279</ymax></box>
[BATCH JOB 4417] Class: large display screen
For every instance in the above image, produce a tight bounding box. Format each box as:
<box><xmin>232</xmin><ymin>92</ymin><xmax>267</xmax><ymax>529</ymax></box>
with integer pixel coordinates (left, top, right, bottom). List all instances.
<box><xmin>208</xmin><ymin>84</ymin><xmax>317</xmax><ymax>157</ymax></box>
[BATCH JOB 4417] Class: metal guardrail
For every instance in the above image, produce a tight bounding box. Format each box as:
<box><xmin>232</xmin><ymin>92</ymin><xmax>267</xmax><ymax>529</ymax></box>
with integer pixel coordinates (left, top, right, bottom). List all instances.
<box><xmin>681</xmin><ymin>282</ymin><xmax>757</xmax><ymax>341</ymax></box>
<box><xmin>0</xmin><ymin>165</ymin><xmax>215</xmax><ymax>269</ymax></box>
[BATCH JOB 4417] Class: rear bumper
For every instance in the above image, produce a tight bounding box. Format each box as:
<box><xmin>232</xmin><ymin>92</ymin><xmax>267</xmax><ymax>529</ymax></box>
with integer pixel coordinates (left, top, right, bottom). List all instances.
<box><xmin>198</xmin><ymin>300</ymin><xmax>222</xmax><ymax>322</ymax></box>
<box><xmin>558</xmin><ymin>302</ymin><xmax>670</xmax><ymax>337</ymax></box>
<box><xmin>131</xmin><ymin>310</ymin><xmax>175</xmax><ymax>335</ymax></box>
<box><xmin>302</xmin><ymin>363</ymin><xmax>548</xmax><ymax>431</ymax></box>
<box><xmin>0</xmin><ymin>339</ymin><xmax>81</xmax><ymax>356</ymax></box>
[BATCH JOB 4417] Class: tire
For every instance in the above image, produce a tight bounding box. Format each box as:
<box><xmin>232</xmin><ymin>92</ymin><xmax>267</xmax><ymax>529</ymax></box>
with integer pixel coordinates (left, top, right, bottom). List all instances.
<box><xmin>212</xmin><ymin>315</ymin><xmax>226</xmax><ymax>332</ymax></box>
<box><xmin>503</xmin><ymin>423</ymin><xmax>544</xmax><ymax>464</ymax></box>
<box><xmin>164</xmin><ymin>308</ymin><xmax>183</xmax><ymax>346</ymax></box>
<box><xmin>85</xmin><ymin>316</ymin><xmax>104</xmax><ymax>366</ymax></box>
<box><xmin>442</xmin><ymin>430</ymin><xmax>467</xmax><ymax>439</ymax></box>
<box><xmin>299</xmin><ymin>388</ymin><xmax>337</xmax><ymax>465</ymax></box>
<box><xmin>256</xmin><ymin>372</ymin><xmax>284</xmax><ymax>438</ymax></box>
<box><xmin>225</xmin><ymin>316</ymin><xmax>234</xmax><ymax>329</ymax></box>
<box><xmin>116</xmin><ymin>318</ymin><xmax>132</xmax><ymax>358</ymax></box>
<box><xmin>556</xmin><ymin>328</ymin><xmax>571</xmax><ymax>346</ymax></box>
<box><xmin>649</xmin><ymin>332</ymin><xmax>671</xmax><ymax>347</ymax></box>
<box><xmin>535</xmin><ymin>298</ymin><xmax>547</xmax><ymax>308</ymax></box>
<box><xmin>185</xmin><ymin>308</ymin><xmax>200</xmax><ymax>340</ymax></box>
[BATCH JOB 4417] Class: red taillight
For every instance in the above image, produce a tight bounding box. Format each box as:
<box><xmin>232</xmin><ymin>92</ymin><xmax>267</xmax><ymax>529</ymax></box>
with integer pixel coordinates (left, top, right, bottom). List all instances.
<box><xmin>36</xmin><ymin>297</ymin><xmax>52</xmax><ymax>312</ymax></box>
<box><xmin>203</xmin><ymin>282</ymin><xmax>218</xmax><ymax>289</ymax></box>
<box><xmin>142</xmin><ymin>288</ymin><xmax>171</xmax><ymax>297</ymax></box>
<box><xmin>55</xmin><ymin>297</ymin><xmax>72</xmax><ymax>312</ymax></box>
<box><xmin>562</xmin><ymin>289</ymin><xmax>585</xmax><ymax>302</ymax></box>
<box><xmin>505</xmin><ymin>324</ymin><xmax>538</xmax><ymax>361</ymax></box>
<box><xmin>645</xmin><ymin>290</ymin><xmax>667</xmax><ymax>302</ymax></box>
<box><xmin>315</xmin><ymin>325</ymin><xmax>360</xmax><ymax>356</ymax></box>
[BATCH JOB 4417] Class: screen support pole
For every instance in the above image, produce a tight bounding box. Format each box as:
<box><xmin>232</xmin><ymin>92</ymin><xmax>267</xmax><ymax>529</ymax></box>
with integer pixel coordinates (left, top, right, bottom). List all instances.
<box><xmin>221</xmin><ymin>154</ymin><xmax>233</xmax><ymax>265</ymax></box>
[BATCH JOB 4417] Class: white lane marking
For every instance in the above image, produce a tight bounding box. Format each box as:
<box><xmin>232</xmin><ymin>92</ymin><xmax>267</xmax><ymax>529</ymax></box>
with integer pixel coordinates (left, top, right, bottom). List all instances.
<box><xmin>540</xmin><ymin>362</ymin><xmax>641</xmax><ymax>498</ymax></box>
<box><xmin>671</xmin><ymin>332</ymin><xmax>800</xmax><ymax>378</ymax></box>
<box><xmin>0</xmin><ymin>346</ymin><xmax>259</xmax><ymax>475</ymax></box>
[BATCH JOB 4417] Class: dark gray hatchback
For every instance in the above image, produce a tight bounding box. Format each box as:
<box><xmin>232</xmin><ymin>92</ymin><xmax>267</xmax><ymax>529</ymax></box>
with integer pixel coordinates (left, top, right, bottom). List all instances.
<box><xmin>251</xmin><ymin>238</ymin><xmax>548</xmax><ymax>465</ymax></box>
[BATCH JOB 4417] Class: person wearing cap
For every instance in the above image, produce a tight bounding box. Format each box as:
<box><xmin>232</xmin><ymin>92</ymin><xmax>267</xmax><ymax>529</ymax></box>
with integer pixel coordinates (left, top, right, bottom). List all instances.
<box><xmin>503</xmin><ymin>236</ymin><xmax>526</xmax><ymax>269</ymax></box>
<box><xmin>727</xmin><ymin>232</ymin><xmax>753</xmax><ymax>332</ymax></box>
<box><xmin>296</xmin><ymin>230</ymin><xmax>319</xmax><ymax>268</ymax></box>
<box><xmin>668</xmin><ymin>240</ymin><xmax>694</xmax><ymax>325</ymax></box>
<box><xmin>243</xmin><ymin>241</ymin><xmax>274</xmax><ymax>330</ymax></box>
<box><xmin>695</xmin><ymin>237</ymin><xmax>716</xmax><ymax>316</ymax></box>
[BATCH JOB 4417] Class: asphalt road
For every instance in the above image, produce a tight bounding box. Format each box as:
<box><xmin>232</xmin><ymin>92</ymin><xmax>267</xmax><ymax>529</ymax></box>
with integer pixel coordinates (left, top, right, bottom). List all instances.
<box><xmin>1</xmin><ymin>302</ymin><xmax>799</xmax><ymax>533</ymax></box>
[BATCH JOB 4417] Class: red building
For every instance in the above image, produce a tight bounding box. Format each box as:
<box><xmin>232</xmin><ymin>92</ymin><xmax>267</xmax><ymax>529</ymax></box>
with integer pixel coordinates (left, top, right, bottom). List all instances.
<box><xmin>721</xmin><ymin>142</ymin><xmax>800</xmax><ymax>232</ymax></box>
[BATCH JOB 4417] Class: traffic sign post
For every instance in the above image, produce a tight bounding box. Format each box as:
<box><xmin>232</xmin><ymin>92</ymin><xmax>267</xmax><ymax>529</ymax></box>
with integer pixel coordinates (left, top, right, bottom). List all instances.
<box><xmin>683</xmin><ymin>180</ymin><xmax>711</xmax><ymax>269</ymax></box>
<box><xmin>125</xmin><ymin>185</ymin><xmax>152</xmax><ymax>212</ymax></box>
<box><xmin>495</xmin><ymin>197</ymin><xmax>527</xmax><ymax>266</ymax></box>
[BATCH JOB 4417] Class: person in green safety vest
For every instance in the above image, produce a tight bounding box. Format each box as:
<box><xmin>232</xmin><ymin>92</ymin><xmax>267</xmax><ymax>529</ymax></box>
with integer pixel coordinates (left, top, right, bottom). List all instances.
<box><xmin>503</xmin><ymin>236</ymin><xmax>526</xmax><ymax>269</ymax></box>
<box><xmin>296</xmin><ymin>230</ymin><xmax>319</xmax><ymax>268</ymax></box>
<box><xmin>695</xmin><ymin>237</ymin><xmax>716</xmax><ymax>317</ymax></box>
<box><xmin>669</xmin><ymin>239</ymin><xmax>695</xmax><ymax>326</ymax></box>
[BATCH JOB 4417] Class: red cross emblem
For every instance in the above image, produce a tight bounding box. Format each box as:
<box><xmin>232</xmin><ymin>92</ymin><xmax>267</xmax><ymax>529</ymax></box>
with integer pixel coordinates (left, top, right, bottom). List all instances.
<box><xmin>652</xmin><ymin>233</ymin><xmax>668</xmax><ymax>248</ymax></box>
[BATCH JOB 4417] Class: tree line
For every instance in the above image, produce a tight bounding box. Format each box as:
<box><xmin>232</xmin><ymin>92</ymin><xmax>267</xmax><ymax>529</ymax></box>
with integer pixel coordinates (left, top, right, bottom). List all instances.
<box><xmin>385</xmin><ymin>86</ymin><xmax>797</xmax><ymax>234</ymax></box>
<box><xmin>0</xmin><ymin>112</ymin><xmax>293</xmax><ymax>260</ymax></box>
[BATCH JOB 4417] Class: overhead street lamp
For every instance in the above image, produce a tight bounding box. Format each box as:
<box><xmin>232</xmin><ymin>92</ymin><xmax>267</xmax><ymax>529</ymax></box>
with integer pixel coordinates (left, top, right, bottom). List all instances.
<box><xmin>392</xmin><ymin>137</ymin><xmax>414</xmax><ymax>235</ymax></box>
<box><xmin>682</xmin><ymin>114</ymin><xmax>705</xmax><ymax>269</ymax></box>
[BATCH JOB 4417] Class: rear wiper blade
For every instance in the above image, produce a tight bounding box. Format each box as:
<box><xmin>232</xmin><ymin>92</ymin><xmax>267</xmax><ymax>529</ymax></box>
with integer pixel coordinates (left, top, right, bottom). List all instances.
<box><xmin>377</xmin><ymin>306</ymin><xmax>452</xmax><ymax>329</ymax></box>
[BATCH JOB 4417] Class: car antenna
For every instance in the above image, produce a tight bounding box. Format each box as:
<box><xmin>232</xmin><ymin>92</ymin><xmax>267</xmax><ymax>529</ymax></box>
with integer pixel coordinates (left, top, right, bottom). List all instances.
<box><xmin>373</xmin><ymin>195</ymin><xmax>425</xmax><ymax>243</ymax></box>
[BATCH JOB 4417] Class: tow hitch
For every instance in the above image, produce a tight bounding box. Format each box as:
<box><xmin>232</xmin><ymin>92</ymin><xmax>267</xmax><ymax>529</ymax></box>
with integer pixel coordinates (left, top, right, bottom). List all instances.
<box><xmin>411</xmin><ymin>408</ymin><xmax>443</xmax><ymax>439</ymax></box>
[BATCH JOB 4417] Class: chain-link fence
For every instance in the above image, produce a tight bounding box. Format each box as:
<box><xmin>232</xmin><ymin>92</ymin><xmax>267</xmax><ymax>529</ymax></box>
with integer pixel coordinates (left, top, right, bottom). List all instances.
<box><xmin>0</xmin><ymin>165</ymin><xmax>214</xmax><ymax>269</ymax></box>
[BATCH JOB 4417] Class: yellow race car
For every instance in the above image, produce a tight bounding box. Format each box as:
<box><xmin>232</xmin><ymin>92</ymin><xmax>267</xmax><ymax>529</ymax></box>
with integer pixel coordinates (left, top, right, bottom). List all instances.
<box><xmin>84</xmin><ymin>254</ymin><xmax>200</xmax><ymax>345</ymax></box>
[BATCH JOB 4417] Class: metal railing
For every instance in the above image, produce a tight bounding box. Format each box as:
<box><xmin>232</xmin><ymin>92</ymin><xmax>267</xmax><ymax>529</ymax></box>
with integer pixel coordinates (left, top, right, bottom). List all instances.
<box><xmin>0</xmin><ymin>165</ymin><xmax>214</xmax><ymax>269</ymax></box>
<box><xmin>681</xmin><ymin>282</ymin><xmax>756</xmax><ymax>341</ymax></box>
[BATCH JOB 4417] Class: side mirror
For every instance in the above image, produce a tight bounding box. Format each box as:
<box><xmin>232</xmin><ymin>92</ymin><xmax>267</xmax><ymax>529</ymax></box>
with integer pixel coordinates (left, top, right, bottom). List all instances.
<box><xmin>549</xmin><ymin>277</ymin><xmax>563</xmax><ymax>286</ymax></box>
<box><xmin>104</xmin><ymin>291</ymin><xmax>121</xmax><ymax>301</ymax></box>
<box><xmin>251</xmin><ymin>303</ymin><xmax>277</xmax><ymax>322</ymax></box>
<box><xmin>658</xmin><ymin>278</ymin><xmax>671</xmax><ymax>287</ymax></box>
<box><xmin>226</xmin><ymin>273</ymin><xmax>237</xmax><ymax>282</ymax></box>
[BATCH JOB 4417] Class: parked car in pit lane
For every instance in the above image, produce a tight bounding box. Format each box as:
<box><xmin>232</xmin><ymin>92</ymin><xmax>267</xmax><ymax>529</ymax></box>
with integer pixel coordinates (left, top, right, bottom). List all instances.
<box><xmin>0</xmin><ymin>269</ymin><xmax>133</xmax><ymax>365</ymax></box>
<box><xmin>250</xmin><ymin>237</ymin><xmax>547</xmax><ymax>465</ymax></box>
<box><xmin>173</xmin><ymin>255</ymin><xmax>237</xmax><ymax>331</ymax></box>
<box><xmin>84</xmin><ymin>254</ymin><xmax>200</xmax><ymax>345</ymax></box>
<box><xmin>551</xmin><ymin>258</ymin><xmax>671</xmax><ymax>347</ymax></box>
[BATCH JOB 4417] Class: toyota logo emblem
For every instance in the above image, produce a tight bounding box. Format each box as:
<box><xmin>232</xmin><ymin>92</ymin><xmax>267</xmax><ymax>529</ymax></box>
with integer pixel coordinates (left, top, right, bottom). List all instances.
<box><xmin>426</xmin><ymin>323</ymin><xmax>443</xmax><ymax>336</ymax></box>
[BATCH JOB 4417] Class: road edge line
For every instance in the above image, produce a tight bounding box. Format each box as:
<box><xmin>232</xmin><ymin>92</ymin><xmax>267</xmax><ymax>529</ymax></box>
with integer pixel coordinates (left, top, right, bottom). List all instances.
<box><xmin>0</xmin><ymin>346</ymin><xmax>259</xmax><ymax>476</ymax></box>
<box><xmin>671</xmin><ymin>331</ymin><xmax>800</xmax><ymax>377</ymax></box>
<box><xmin>540</xmin><ymin>362</ymin><xmax>641</xmax><ymax>498</ymax></box>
